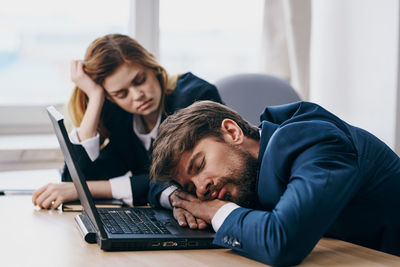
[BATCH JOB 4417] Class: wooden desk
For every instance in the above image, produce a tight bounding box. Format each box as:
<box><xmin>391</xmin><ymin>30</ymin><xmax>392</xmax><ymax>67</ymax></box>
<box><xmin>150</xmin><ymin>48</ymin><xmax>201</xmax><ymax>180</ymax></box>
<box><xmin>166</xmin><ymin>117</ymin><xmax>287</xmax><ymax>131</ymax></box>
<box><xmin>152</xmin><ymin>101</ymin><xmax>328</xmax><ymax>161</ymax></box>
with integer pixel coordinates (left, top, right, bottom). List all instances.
<box><xmin>1</xmin><ymin>195</ymin><xmax>399</xmax><ymax>267</ymax></box>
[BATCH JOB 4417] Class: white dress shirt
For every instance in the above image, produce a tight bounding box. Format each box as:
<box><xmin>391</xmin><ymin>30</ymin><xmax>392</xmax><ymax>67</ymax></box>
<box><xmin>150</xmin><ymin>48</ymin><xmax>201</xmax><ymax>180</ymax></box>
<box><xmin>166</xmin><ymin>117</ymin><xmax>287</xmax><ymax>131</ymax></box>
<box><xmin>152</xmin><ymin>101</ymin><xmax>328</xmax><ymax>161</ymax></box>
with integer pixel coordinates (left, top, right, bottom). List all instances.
<box><xmin>211</xmin><ymin>202</ymin><xmax>241</xmax><ymax>231</ymax></box>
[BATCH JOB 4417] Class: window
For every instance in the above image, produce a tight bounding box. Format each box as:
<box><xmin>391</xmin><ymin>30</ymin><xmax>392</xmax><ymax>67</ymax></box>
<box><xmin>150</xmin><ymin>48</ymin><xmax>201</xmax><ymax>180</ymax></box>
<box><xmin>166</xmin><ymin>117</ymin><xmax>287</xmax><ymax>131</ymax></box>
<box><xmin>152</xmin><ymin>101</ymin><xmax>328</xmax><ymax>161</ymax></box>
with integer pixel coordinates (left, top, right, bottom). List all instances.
<box><xmin>159</xmin><ymin>0</ymin><xmax>264</xmax><ymax>82</ymax></box>
<box><xmin>1</xmin><ymin>0</ymin><xmax>265</xmax><ymax>133</ymax></box>
<box><xmin>0</xmin><ymin>0</ymin><xmax>130</xmax><ymax>134</ymax></box>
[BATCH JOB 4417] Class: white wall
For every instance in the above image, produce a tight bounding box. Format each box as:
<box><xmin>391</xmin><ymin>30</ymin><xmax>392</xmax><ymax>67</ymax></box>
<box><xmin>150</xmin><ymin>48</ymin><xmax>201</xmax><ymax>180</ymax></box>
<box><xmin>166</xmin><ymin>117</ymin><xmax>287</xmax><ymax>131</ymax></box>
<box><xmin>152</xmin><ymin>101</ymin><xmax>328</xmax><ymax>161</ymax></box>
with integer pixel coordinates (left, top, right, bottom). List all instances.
<box><xmin>310</xmin><ymin>0</ymin><xmax>399</xmax><ymax>149</ymax></box>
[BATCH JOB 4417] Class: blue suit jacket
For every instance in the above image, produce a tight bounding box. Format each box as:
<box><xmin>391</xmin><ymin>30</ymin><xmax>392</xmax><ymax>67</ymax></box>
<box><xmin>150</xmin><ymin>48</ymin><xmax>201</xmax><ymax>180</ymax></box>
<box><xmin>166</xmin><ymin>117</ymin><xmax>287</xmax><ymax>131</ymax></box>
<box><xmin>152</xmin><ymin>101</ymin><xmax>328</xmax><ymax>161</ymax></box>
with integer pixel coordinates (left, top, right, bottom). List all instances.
<box><xmin>62</xmin><ymin>72</ymin><xmax>222</xmax><ymax>206</ymax></box>
<box><xmin>213</xmin><ymin>101</ymin><xmax>400</xmax><ymax>266</ymax></box>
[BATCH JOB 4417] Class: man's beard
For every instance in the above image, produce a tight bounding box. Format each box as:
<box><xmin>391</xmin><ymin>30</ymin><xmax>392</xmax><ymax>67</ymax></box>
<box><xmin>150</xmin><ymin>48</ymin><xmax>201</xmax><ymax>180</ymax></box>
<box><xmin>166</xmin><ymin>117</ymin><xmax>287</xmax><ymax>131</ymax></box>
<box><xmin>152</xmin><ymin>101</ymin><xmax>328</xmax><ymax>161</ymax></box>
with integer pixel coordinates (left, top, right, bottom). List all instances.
<box><xmin>220</xmin><ymin>147</ymin><xmax>260</xmax><ymax>208</ymax></box>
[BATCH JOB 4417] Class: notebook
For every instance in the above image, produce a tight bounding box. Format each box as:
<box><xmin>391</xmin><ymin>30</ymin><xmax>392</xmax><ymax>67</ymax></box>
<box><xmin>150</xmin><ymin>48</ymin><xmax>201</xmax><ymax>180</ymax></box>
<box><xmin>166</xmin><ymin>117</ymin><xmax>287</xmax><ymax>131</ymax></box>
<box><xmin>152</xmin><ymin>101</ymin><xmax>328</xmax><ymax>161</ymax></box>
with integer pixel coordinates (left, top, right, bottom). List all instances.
<box><xmin>47</xmin><ymin>106</ymin><xmax>218</xmax><ymax>251</ymax></box>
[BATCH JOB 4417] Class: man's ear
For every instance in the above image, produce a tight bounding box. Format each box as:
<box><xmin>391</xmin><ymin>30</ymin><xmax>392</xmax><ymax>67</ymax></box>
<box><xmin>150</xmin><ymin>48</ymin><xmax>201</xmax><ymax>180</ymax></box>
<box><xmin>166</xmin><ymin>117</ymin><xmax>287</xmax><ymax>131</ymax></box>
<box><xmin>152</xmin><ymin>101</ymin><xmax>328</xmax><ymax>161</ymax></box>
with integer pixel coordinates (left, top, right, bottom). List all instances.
<box><xmin>220</xmin><ymin>119</ymin><xmax>244</xmax><ymax>144</ymax></box>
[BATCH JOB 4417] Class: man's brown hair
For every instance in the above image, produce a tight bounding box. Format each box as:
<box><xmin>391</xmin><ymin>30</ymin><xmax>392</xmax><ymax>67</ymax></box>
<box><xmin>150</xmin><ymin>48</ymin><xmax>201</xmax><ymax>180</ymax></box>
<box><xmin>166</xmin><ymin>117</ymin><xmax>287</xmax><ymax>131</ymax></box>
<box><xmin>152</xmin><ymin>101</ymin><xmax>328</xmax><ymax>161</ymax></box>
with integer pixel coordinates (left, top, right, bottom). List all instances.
<box><xmin>150</xmin><ymin>100</ymin><xmax>260</xmax><ymax>184</ymax></box>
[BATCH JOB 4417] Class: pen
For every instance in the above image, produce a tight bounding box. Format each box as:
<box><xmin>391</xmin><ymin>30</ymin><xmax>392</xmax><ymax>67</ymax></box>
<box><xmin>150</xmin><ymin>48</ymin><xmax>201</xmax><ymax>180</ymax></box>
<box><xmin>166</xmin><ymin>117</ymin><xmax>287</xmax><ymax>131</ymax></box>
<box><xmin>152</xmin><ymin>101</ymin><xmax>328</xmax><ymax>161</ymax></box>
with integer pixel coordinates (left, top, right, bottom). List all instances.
<box><xmin>0</xmin><ymin>189</ymin><xmax>34</xmax><ymax>195</ymax></box>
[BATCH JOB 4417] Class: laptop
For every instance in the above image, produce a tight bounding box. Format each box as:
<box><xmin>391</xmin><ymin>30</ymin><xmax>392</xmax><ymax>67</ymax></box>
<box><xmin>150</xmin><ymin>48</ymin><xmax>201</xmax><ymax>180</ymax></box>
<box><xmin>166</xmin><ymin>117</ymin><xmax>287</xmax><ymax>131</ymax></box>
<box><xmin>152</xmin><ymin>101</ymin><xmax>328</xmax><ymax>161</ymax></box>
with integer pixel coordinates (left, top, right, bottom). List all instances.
<box><xmin>47</xmin><ymin>106</ymin><xmax>218</xmax><ymax>251</ymax></box>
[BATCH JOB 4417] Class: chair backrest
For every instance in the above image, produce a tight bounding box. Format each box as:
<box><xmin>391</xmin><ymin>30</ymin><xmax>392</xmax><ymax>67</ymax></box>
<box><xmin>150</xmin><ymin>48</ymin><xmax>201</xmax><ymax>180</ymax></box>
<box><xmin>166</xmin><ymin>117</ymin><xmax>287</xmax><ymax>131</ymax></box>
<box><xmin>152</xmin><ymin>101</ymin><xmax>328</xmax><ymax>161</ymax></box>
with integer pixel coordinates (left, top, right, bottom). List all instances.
<box><xmin>214</xmin><ymin>73</ymin><xmax>301</xmax><ymax>125</ymax></box>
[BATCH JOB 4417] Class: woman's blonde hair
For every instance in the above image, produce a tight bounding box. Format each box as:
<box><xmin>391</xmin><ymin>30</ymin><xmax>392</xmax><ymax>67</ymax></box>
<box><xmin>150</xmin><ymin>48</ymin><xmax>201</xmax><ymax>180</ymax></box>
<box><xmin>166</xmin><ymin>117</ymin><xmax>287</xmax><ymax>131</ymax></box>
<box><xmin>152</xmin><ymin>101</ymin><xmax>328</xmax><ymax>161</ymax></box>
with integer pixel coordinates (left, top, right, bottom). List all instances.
<box><xmin>68</xmin><ymin>33</ymin><xmax>178</xmax><ymax>144</ymax></box>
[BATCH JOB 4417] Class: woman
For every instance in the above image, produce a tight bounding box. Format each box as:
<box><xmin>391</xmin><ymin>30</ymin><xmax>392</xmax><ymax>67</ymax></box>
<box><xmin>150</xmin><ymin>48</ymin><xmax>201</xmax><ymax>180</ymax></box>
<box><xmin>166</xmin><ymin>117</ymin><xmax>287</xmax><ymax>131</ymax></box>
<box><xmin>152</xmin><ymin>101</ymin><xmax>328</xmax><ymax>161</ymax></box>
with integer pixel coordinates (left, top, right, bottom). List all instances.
<box><xmin>32</xmin><ymin>34</ymin><xmax>222</xmax><ymax>228</ymax></box>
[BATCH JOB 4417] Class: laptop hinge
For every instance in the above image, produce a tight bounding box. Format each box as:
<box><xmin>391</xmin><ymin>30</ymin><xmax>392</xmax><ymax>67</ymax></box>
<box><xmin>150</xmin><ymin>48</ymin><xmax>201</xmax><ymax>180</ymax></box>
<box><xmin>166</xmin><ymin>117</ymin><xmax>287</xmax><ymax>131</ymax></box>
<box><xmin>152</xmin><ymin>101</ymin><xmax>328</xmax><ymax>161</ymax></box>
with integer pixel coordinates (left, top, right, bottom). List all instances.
<box><xmin>75</xmin><ymin>214</ymin><xmax>97</xmax><ymax>243</ymax></box>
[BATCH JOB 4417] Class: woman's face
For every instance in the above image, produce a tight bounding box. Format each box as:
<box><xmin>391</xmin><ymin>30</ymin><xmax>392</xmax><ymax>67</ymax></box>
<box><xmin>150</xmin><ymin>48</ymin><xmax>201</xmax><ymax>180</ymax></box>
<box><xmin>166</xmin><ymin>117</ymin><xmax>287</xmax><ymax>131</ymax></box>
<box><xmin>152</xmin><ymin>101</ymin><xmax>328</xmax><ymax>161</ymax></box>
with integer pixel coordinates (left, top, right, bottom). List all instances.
<box><xmin>103</xmin><ymin>63</ymin><xmax>162</xmax><ymax>117</ymax></box>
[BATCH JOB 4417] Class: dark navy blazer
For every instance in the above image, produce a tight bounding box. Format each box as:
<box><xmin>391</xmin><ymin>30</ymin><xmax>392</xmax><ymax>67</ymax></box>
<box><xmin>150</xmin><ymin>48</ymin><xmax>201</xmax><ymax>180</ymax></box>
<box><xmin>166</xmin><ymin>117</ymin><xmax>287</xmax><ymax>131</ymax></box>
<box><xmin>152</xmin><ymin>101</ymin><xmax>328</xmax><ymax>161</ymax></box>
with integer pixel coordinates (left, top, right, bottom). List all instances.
<box><xmin>213</xmin><ymin>101</ymin><xmax>400</xmax><ymax>266</ymax></box>
<box><xmin>62</xmin><ymin>72</ymin><xmax>222</xmax><ymax>206</ymax></box>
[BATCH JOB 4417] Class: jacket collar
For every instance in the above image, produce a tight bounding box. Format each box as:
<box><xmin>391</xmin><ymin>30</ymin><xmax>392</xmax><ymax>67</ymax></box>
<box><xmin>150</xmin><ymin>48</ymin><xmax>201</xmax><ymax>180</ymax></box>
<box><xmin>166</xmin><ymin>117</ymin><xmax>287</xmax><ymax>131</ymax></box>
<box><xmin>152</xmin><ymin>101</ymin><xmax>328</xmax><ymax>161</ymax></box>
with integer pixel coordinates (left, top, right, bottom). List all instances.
<box><xmin>258</xmin><ymin>121</ymin><xmax>279</xmax><ymax>162</ymax></box>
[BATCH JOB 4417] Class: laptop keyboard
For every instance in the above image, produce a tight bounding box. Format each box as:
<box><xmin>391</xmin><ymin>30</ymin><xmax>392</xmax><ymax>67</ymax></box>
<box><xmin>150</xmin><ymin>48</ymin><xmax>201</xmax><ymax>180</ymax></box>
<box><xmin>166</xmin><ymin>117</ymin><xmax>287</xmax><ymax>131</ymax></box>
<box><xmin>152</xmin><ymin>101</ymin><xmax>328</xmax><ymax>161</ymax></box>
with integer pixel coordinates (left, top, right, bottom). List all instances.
<box><xmin>98</xmin><ymin>208</ymin><xmax>171</xmax><ymax>235</ymax></box>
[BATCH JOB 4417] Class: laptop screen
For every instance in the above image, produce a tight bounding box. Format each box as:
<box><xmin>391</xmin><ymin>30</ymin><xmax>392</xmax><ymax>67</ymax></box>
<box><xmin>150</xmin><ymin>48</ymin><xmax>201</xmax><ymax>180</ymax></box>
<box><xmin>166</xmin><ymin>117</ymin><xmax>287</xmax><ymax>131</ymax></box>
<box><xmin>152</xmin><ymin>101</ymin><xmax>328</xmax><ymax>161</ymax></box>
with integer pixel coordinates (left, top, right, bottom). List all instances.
<box><xmin>47</xmin><ymin>106</ymin><xmax>107</xmax><ymax>238</ymax></box>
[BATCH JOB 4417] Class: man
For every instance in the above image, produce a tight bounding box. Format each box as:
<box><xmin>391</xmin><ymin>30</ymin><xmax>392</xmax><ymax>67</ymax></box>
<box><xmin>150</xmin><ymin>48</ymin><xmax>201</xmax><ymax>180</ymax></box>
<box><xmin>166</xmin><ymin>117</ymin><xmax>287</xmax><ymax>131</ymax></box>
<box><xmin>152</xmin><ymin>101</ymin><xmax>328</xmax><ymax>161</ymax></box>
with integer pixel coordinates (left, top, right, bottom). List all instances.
<box><xmin>150</xmin><ymin>100</ymin><xmax>400</xmax><ymax>266</ymax></box>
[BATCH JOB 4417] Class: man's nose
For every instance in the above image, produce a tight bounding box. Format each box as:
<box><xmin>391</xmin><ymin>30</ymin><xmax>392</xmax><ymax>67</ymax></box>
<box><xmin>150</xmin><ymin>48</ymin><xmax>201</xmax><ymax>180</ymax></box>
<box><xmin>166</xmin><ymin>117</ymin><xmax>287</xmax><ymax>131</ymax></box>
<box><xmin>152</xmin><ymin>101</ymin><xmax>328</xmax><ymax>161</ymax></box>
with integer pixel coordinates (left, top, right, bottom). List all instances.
<box><xmin>194</xmin><ymin>177</ymin><xmax>212</xmax><ymax>200</ymax></box>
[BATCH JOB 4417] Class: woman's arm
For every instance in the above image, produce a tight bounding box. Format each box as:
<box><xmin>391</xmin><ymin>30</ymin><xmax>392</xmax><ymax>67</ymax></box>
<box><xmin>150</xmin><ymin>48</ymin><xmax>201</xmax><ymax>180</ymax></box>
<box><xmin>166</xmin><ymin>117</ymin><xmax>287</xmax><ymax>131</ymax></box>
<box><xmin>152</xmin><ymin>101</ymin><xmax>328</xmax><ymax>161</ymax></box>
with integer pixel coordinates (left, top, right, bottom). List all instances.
<box><xmin>32</xmin><ymin>180</ymin><xmax>112</xmax><ymax>209</ymax></box>
<box><xmin>70</xmin><ymin>60</ymin><xmax>105</xmax><ymax>141</ymax></box>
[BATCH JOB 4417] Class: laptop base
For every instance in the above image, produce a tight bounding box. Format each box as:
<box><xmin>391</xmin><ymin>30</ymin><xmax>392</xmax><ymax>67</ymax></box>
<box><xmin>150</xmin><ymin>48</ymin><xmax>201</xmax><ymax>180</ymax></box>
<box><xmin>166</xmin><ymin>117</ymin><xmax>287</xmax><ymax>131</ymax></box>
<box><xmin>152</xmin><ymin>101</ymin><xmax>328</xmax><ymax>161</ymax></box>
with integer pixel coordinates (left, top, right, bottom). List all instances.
<box><xmin>100</xmin><ymin>237</ymin><xmax>221</xmax><ymax>251</ymax></box>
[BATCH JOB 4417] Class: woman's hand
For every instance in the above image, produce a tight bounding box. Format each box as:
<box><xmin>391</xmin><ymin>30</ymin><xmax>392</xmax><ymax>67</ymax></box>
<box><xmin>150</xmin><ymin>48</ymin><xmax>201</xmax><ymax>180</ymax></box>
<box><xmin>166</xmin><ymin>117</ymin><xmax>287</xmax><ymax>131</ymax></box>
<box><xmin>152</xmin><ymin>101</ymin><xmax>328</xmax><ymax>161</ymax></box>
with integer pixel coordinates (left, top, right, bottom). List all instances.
<box><xmin>32</xmin><ymin>182</ymin><xmax>78</xmax><ymax>209</ymax></box>
<box><xmin>32</xmin><ymin>180</ymin><xmax>112</xmax><ymax>210</ymax></box>
<box><xmin>70</xmin><ymin>60</ymin><xmax>104</xmax><ymax>100</ymax></box>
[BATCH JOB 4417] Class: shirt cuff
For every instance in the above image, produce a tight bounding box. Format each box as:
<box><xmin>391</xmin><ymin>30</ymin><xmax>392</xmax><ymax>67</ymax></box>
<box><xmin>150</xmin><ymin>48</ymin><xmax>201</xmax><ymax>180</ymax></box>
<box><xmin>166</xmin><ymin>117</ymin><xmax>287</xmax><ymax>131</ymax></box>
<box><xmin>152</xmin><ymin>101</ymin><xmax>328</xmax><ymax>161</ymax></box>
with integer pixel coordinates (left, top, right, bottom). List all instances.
<box><xmin>68</xmin><ymin>128</ymin><xmax>100</xmax><ymax>162</ymax></box>
<box><xmin>159</xmin><ymin>185</ymin><xmax>178</xmax><ymax>209</ymax></box>
<box><xmin>109</xmin><ymin>173</ymin><xmax>133</xmax><ymax>207</ymax></box>
<box><xmin>211</xmin><ymin>202</ymin><xmax>241</xmax><ymax>232</ymax></box>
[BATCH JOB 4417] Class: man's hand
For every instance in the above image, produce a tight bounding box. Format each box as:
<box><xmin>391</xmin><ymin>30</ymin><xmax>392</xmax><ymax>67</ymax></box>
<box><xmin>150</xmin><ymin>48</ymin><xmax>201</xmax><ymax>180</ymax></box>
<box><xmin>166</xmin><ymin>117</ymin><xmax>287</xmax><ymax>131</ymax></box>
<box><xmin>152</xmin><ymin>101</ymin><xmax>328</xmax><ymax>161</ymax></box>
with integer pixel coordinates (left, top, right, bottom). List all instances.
<box><xmin>169</xmin><ymin>190</ymin><xmax>207</xmax><ymax>229</ymax></box>
<box><xmin>32</xmin><ymin>182</ymin><xmax>78</xmax><ymax>209</ymax></box>
<box><xmin>171</xmin><ymin>191</ymin><xmax>228</xmax><ymax>224</ymax></box>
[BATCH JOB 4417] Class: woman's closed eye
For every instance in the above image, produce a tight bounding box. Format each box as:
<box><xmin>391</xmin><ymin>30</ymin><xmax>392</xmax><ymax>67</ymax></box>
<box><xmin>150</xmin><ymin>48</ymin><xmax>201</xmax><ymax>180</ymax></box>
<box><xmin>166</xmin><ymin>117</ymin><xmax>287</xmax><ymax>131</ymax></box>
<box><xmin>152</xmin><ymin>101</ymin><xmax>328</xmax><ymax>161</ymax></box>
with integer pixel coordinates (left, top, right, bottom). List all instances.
<box><xmin>114</xmin><ymin>89</ymin><xmax>128</xmax><ymax>99</ymax></box>
<box><xmin>133</xmin><ymin>73</ymin><xmax>146</xmax><ymax>86</ymax></box>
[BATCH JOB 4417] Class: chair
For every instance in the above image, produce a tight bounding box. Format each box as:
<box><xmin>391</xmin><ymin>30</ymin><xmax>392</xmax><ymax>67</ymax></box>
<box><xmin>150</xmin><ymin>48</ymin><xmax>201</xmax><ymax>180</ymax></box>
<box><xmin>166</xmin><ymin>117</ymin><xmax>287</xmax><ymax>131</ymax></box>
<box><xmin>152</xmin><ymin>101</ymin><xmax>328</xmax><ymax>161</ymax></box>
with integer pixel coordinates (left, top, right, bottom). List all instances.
<box><xmin>214</xmin><ymin>73</ymin><xmax>301</xmax><ymax>125</ymax></box>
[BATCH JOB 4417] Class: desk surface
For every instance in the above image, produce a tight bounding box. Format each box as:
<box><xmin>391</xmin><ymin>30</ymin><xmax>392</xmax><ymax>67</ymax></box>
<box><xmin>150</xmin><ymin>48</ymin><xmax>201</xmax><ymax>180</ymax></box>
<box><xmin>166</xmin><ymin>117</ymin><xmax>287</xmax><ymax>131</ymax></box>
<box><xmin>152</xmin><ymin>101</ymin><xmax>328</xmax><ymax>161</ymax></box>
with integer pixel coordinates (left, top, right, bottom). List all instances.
<box><xmin>1</xmin><ymin>195</ymin><xmax>399</xmax><ymax>267</ymax></box>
